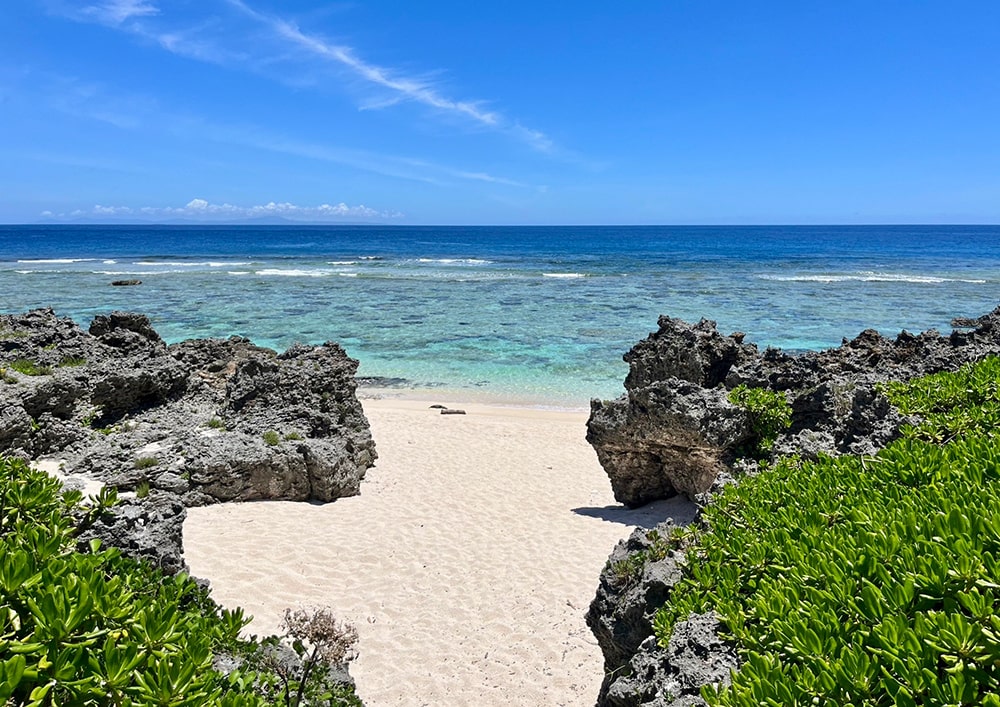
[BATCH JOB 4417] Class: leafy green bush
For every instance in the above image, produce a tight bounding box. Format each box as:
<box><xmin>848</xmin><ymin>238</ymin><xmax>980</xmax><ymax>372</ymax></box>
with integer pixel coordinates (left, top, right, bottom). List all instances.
<box><xmin>8</xmin><ymin>359</ymin><xmax>51</xmax><ymax>376</ymax></box>
<box><xmin>0</xmin><ymin>456</ymin><xmax>361</xmax><ymax>705</ymax></box>
<box><xmin>263</xmin><ymin>430</ymin><xmax>281</xmax><ymax>446</ymax></box>
<box><xmin>206</xmin><ymin>418</ymin><xmax>226</xmax><ymax>430</ymax></box>
<box><xmin>134</xmin><ymin>456</ymin><xmax>159</xmax><ymax>470</ymax></box>
<box><xmin>881</xmin><ymin>355</ymin><xmax>1000</xmax><ymax>444</ymax></box>
<box><xmin>727</xmin><ymin>384</ymin><xmax>792</xmax><ymax>457</ymax></box>
<box><xmin>653</xmin><ymin>357</ymin><xmax>1000</xmax><ymax>706</ymax></box>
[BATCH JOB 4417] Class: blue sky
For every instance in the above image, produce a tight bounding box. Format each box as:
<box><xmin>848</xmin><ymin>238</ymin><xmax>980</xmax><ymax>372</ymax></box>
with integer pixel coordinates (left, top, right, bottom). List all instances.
<box><xmin>2</xmin><ymin>1</ymin><xmax>998</xmax><ymax>224</ymax></box>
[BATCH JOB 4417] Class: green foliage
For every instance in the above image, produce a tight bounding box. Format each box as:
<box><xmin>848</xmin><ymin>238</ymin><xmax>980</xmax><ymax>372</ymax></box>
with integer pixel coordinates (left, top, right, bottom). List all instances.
<box><xmin>728</xmin><ymin>384</ymin><xmax>792</xmax><ymax>457</ymax></box>
<box><xmin>881</xmin><ymin>355</ymin><xmax>1000</xmax><ymax>443</ymax></box>
<box><xmin>135</xmin><ymin>481</ymin><xmax>151</xmax><ymax>498</ymax></box>
<box><xmin>0</xmin><ymin>456</ymin><xmax>361</xmax><ymax>706</ymax></box>
<box><xmin>652</xmin><ymin>357</ymin><xmax>1000</xmax><ymax>706</ymax></box>
<box><xmin>206</xmin><ymin>418</ymin><xmax>227</xmax><ymax>430</ymax></box>
<box><xmin>262</xmin><ymin>430</ymin><xmax>281</xmax><ymax>446</ymax></box>
<box><xmin>134</xmin><ymin>456</ymin><xmax>160</xmax><ymax>470</ymax></box>
<box><xmin>283</xmin><ymin>432</ymin><xmax>304</xmax><ymax>441</ymax></box>
<box><xmin>57</xmin><ymin>356</ymin><xmax>87</xmax><ymax>367</ymax></box>
<box><xmin>8</xmin><ymin>359</ymin><xmax>51</xmax><ymax>376</ymax></box>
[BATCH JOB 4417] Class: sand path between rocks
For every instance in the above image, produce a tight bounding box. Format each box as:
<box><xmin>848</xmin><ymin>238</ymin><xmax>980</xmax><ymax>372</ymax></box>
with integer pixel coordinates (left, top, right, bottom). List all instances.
<box><xmin>184</xmin><ymin>399</ymin><xmax>689</xmax><ymax>706</ymax></box>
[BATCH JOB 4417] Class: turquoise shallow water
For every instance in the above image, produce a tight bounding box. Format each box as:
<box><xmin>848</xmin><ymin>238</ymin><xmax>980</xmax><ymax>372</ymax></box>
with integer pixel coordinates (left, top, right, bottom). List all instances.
<box><xmin>1</xmin><ymin>225</ymin><xmax>998</xmax><ymax>406</ymax></box>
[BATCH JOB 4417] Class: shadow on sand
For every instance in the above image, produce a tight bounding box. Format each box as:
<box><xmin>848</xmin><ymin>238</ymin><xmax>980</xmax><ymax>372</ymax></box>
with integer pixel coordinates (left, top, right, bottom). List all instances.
<box><xmin>572</xmin><ymin>496</ymin><xmax>699</xmax><ymax>529</ymax></box>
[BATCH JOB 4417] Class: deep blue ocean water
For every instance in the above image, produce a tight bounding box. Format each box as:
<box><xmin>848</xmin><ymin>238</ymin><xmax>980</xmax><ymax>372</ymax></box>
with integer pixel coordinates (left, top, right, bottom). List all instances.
<box><xmin>1</xmin><ymin>225</ymin><xmax>997</xmax><ymax>406</ymax></box>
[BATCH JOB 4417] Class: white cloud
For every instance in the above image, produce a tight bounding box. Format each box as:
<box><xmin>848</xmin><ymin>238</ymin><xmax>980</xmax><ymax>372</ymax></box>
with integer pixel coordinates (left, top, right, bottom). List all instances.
<box><xmin>63</xmin><ymin>0</ymin><xmax>556</xmax><ymax>152</ymax></box>
<box><xmin>92</xmin><ymin>204</ymin><xmax>134</xmax><ymax>215</ymax></box>
<box><xmin>44</xmin><ymin>198</ymin><xmax>400</xmax><ymax>222</ymax></box>
<box><xmin>81</xmin><ymin>0</ymin><xmax>158</xmax><ymax>25</ymax></box>
<box><xmin>231</xmin><ymin>2</ymin><xmax>504</xmax><ymax>129</ymax></box>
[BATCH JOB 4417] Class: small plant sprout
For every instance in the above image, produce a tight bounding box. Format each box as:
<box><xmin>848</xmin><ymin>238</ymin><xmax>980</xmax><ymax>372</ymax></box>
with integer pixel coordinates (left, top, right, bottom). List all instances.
<box><xmin>205</xmin><ymin>417</ymin><xmax>226</xmax><ymax>430</ymax></box>
<box><xmin>263</xmin><ymin>430</ymin><xmax>281</xmax><ymax>446</ymax></box>
<box><xmin>135</xmin><ymin>481</ymin><xmax>151</xmax><ymax>498</ymax></box>
<box><xmin>134</xmin><ymin>456</ymin><xmax>159</xmax><ymax>470</ymax></box>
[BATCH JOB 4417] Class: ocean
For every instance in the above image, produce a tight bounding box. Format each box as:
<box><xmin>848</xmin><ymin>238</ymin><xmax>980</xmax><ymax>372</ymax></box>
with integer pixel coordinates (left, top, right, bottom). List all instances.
<box><xmin>1</xmin><ymin>224</ymin><xmax>997</xmax><ymax>406</ymax></box>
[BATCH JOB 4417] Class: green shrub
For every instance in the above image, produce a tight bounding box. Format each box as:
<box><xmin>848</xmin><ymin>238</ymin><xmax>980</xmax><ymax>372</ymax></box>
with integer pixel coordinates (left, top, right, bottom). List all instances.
<box><xmin>8</xmin><ymin>358</ymin><xmax>51</xmax><ymax>376</ymax></box>
<box><xmin>0</xmin><ymin>456</ymin><xmax>361</xmax><ymax>706</ymax></box>
<box><xmin>263</xmin><ymin>430</ymin><xmax>281</xmax><ymax>446</ymax></box>
<box><xmin>58</xmin><ymin>355</ymin><xmax>87</xmax><ymax>367</ymax></box>
<box><xmin>881</xmin><ymin>355</ymin><xmax>1000</xmax><ymax>443</ymax></box>
<box><xmin>727</xmin><ymin>384</ymin><xmax>792</xmax><ymax>457</ymax></box>
<box><xmin>134</xmin><ymin>456</ymin><xmax>159</xmax><ymax>470</ymax></box>
<box><xmin>653</xmin><ymin>357</ymin><xmax>1000</xmax><ymax>706</ymax></box>
<box><xmin>135</xmin><ymin>480</ymin><xmax>151</xmax><ymax>498</ymax></box>
<box><xmin>283</xmin><ymin>432</ymin><xmax>304</xmax><ymax>441</ymax></box>
<box><xmin>205</xmin><ymin>417</ymin><xmax>226</xmax><ymax>430</ymax></box>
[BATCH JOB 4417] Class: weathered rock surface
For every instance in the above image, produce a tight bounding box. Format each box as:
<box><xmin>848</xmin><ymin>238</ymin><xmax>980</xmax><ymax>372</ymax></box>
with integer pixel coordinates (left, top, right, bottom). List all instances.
<box><xmin>589</xmin><ymin>306</ymin><xmax>1000</xmax><ymax>507</ymax></box>
<box><xmin>587</xmin><ymin>307</ymin><xmax>1000</xmax><ymax>707</ymax></box>
<box><xmin>0</xmin><ymin>308</ymin><xmax>377</xmax><ymax>569</ymax></box>
<box><xmin>587</xmin><ymin>521</ymin><xmax>738</xmax><ymax>707</ymax></box>
<box><xmin>76</xmin><ymin>491</ymin><xmax>189</xmax><ymax>575</ymax></box>
<box><xmin>587</xmin><ymin>523</ymin><xmax>685</xmax><ymax>677</ymax></box>
<box><xmin>588</xmin><ymin>383</ymin><xmax>750</xmax><ymax>506</ymax></box>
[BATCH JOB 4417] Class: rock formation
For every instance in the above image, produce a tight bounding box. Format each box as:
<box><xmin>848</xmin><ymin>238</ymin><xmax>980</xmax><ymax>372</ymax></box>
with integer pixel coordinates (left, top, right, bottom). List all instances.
<box><xmin>587</xmin><ymin>307</ymin><xmax>1000</xmax><ymax>706</ymax></box>
<box><xmin>0</xmin><ymin>308</ymin><xmax>377</xmax><ymax>569</ymax></box>
<box><xmin>588</xmin><ymin>307</ymin><xmax>1000</xmax><ymax>507</ymax></box>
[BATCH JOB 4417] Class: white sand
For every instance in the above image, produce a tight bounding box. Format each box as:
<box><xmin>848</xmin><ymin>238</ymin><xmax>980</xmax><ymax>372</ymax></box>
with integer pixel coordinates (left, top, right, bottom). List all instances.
<box><xmin>183</xmin><ymin>399</ymin><xmax>690</xmax><ymax>706</ymax></box>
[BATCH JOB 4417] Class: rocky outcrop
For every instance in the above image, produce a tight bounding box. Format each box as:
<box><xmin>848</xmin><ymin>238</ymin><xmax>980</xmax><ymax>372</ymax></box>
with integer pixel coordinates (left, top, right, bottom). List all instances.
<box><xmin>588</xmin><ymin>383</ymin><xmax>749</xmax><ymax>506</ymax></box>
<box><xmin>588</xmin><ymin>307</ymin><xmax>1000</xmax><ymax>507</ymax></box>
<box><xmin>0</xmin><ymin>308</ymin><xmax>377</xmax><ymax>568</ymax></box>
<box><xmin>587</xmin><ymin>521</ymin><xmax>739</xmax><ymax>707</ymax></box>
<box><xmin>77</xmin><ymin>491</ymin><xmax>189</xmax><ymax>575</ymax></box>
<box><xmin>587</xmin><ymin>523</ymin><xmax>685</xmax><ymax>675</ymax></box>
<box><xmin>587</xmin><ymin>307</ymin><xmax>1000</xmax><ymax>707</ymax></box>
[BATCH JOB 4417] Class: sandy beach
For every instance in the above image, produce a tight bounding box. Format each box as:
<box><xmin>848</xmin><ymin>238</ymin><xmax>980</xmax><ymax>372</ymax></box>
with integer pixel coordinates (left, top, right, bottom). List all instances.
<box><xmin>184</xmin><ymin>398</ymin><xmax>694</xmax><ymax>706</ymax></box>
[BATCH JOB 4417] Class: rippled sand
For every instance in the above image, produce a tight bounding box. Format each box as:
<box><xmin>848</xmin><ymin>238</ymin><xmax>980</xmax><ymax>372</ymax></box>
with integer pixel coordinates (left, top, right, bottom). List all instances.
<box><xmin>184</xmin><ymin>399</ymin><xmax>681</xmax><ymax>706</ymax></box>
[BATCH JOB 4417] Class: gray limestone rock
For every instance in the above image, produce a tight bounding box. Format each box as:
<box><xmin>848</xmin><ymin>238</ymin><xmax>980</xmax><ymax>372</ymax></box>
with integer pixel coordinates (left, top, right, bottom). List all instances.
<box><xmin>601</xmin><ymin>615</ymin><xmax>737</xmax><ymax>707</ymax></box>
<box><xmin>587</xmin><ymin>523</ymin><xmax>686</xmax><ymax>694</ymax></box>
<box><xmin>589</xmin><ymin>306</ymin><xmax>1000</xmax><ymax>509</ymax></box>
<box><xmin>0</xmin><ymin>307</ymin><xmax>378</xmax><ymax>573</ymax></box>
<box><xmin>623</xmin><ymin>317</ymin><xmax>755</xmax><ymax>391</ymax></box>
<box><xmin>587</xmin><ymin>381</ymin><xmax>751</xmax><ymax>505</ymax></box>
<box><xmin>77</xmin><ymin>491</ymin><xmax>189</xmax><ymax>575</ymax></box>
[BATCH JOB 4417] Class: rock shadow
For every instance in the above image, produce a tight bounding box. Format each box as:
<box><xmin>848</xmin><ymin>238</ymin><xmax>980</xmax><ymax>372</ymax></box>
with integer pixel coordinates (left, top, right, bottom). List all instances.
<box><xmin>572</xmin><ymin>496</ymin><xmax>698</xmax><ymax>529</ymax></box>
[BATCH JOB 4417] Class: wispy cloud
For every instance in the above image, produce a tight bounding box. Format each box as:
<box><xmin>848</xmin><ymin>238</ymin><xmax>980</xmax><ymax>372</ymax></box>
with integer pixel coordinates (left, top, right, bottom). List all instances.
<box><xmin>46</xmin><ymin>198</ymin><xmax>401</xmax><ymax>222</ymax></box>
<box><xmin>81</xmin><ymin>0</ymin><xmax>158</xmax><ymax>25</ymax></box>
<box><xmin>21</xmin><ymin>62</ymin><xmax>534</xmax><ymax>192</ymax></box>
<box><xmin>178</xmin><ymin>116</ymin><xmax>533</xmax><ymax>188</ymax></box>
<box><xmin>225</xmin><ymin>0</ymin><xmax>503</xmax><ymax>129</ymax></box>
<box><xmin>59</xmin><ymin>0</ymin><xmax>556</xmax><ymax>152</ymax></box>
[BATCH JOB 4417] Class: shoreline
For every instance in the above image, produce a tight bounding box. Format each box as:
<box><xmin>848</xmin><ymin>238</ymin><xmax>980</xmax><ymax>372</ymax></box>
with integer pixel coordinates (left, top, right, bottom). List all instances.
<box><xmin>183</xmin><ymin>396</ymin><xmax>695</xmax><ymax>706</ymax></box>
<box><xmin>355</xmin><ymin>385</ymin><xmax>612</xmax><ymax>414</ymax></box>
